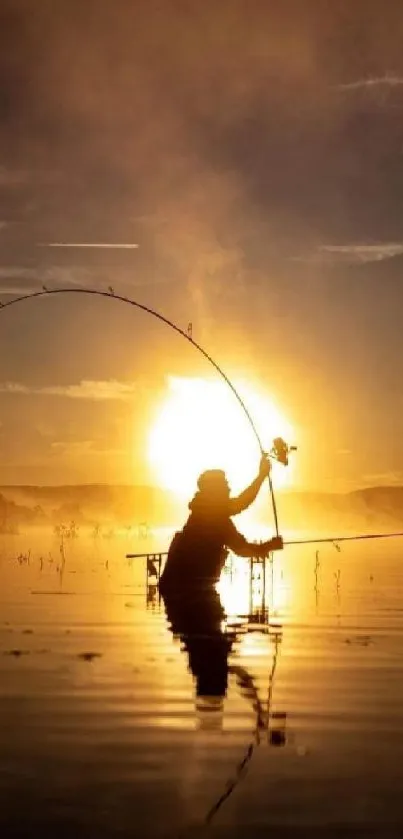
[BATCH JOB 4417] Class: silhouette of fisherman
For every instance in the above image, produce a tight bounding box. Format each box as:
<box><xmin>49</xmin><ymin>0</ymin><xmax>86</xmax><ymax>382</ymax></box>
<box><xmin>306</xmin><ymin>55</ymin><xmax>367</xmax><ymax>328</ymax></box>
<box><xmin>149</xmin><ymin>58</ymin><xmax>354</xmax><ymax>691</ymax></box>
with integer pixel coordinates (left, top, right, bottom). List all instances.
<box><xmin>159</xmin><ymin>454</ymin><xmax>282</xmax><ymax>594</ymax></box>
<box><xmin>160</xmin><ymin>459</ymin><xmax>285</xmax><ymax>736</ymax></box>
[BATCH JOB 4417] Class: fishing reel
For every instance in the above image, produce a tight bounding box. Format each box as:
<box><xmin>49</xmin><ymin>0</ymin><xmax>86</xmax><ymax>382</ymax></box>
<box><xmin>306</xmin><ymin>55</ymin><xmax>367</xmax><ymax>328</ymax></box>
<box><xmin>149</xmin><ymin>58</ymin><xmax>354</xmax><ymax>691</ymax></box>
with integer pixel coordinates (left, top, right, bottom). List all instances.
<box><xmin>269</xmin><ymin>437</ymin><xmax>297</xmax><ymax>467</ymax></box>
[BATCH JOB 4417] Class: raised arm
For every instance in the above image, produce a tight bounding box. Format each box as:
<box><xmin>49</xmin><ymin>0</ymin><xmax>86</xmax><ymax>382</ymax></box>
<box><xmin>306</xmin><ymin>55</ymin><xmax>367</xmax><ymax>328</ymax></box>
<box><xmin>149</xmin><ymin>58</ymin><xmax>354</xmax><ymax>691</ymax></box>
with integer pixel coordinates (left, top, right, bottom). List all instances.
<box><xmin>228</xmin><ymin>455</ymin><xmax>271</xmax><ymax>516</ymax></box>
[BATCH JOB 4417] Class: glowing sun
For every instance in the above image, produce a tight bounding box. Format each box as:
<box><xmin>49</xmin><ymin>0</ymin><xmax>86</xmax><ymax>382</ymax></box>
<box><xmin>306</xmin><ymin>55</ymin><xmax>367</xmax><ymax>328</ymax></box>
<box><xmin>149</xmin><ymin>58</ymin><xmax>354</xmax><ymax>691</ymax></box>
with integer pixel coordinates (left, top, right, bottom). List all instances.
<box><xmin>148</xmin><ymin>377</ymin><xmax>294</xmax><ymax>498</ymax></box>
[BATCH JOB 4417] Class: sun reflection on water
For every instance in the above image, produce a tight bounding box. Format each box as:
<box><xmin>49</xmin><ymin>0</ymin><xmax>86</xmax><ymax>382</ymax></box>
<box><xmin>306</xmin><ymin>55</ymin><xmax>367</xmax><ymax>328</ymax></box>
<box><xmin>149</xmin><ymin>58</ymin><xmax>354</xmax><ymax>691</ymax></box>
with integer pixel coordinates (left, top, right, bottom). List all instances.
<box><xmin>217</xmin><ymin>553</ymin><xmax>292</xmax><ymax>620</ymax></box>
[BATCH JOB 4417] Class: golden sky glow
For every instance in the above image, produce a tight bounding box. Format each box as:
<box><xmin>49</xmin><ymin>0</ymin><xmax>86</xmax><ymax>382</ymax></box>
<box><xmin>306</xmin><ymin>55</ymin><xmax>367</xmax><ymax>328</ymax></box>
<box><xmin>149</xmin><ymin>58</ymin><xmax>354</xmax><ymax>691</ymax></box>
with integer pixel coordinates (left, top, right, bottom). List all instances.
<box><xmin>147</xmin><ymin>376</ymin><xmax>294</xmax><ymax>498</ymax></box>
<box><xmin>1</xmin><ymin>3</ymin><xmax>403</xmax><ymax>495</ymax></box>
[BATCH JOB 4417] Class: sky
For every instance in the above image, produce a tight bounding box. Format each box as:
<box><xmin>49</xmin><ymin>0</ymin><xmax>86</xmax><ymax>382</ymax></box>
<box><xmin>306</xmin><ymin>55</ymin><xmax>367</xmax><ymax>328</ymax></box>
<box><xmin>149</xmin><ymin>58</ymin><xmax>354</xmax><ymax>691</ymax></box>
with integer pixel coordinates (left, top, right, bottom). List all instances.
<box><xmin>1</xmin><ymin>0</ymin><xmax>403</xmax><ymax>491</ymax></box>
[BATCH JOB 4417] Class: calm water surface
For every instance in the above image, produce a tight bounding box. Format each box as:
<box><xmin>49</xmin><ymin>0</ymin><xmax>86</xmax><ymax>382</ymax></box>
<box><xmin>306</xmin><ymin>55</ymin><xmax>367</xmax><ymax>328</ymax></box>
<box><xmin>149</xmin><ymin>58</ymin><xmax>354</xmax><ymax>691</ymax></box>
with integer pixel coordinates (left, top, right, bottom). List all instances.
<box><xmin>1</xmin><ymin>526</ymin><xmax>403</xmax><ymax>838</ymax></box>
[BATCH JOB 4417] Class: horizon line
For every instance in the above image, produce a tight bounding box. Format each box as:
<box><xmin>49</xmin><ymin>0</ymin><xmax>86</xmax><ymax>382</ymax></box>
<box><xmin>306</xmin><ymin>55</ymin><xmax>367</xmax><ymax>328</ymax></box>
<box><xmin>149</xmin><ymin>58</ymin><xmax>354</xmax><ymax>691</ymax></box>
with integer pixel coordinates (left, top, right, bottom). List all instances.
<box><xmin>0</xmin><ymin>482</ymin><xmax>401</xmax><ymax>493</ymax></box>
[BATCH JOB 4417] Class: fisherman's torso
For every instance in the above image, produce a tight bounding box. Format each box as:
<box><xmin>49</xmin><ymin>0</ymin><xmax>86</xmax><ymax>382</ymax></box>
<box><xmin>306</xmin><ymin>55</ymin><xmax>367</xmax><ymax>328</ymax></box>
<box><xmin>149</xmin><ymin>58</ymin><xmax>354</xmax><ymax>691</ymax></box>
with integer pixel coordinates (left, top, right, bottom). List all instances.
<box><xmin>159</xmin><ymin>512</ymin><xmax>230</xmax><ymax>590</ymax></box>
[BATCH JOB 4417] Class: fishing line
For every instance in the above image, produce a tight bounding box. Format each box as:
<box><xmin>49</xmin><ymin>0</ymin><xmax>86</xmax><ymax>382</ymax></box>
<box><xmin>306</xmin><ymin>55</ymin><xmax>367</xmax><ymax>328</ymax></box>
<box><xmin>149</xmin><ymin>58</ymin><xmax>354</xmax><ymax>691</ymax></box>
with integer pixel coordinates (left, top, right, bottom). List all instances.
<box><xmin>203</xmin><ymin>626</ymin><xmax>282</xmax><ymax>827</ymax></box>
<box><xmin>0</xmin><ymin>287</ymin><xmax>280</xmax><ymax>534</ymax></box>
<box><xmin>203</xmin><ymin>665</ymin><xmax>265</xmax><ymax>826</ymax></box>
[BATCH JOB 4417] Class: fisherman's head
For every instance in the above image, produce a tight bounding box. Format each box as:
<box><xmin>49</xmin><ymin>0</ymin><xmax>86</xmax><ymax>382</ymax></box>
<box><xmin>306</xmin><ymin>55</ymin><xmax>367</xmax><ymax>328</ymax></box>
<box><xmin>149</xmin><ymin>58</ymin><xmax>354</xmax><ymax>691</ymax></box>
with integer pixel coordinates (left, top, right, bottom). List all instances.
<box><xmin>196</xmin><ymin>469</ymin><xmax>230</xmax><ymax>502</ymax></box>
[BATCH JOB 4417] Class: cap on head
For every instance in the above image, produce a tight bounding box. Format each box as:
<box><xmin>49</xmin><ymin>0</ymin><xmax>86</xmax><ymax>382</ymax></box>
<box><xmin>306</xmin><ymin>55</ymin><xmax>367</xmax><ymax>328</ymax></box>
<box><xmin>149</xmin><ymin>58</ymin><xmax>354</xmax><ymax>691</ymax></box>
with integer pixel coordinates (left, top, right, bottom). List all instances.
<box><xmin>197</xmin><ymin>469</ymin><xmax>229</xmax><ymax>494</ymax></box>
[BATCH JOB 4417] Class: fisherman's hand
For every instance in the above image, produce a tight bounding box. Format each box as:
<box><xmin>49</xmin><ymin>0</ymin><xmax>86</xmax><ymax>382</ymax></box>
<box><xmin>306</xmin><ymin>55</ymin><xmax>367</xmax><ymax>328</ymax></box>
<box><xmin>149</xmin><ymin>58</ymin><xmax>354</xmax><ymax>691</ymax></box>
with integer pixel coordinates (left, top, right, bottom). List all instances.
<box><xmin>259</xmin><ymin>454</ymin><xmax>271</xmax><ymax>480</ymax></box>
<box><xmin>261</xmin><ymin>536</ymin><xmax>283</xmax><ymax>554</ymax></box>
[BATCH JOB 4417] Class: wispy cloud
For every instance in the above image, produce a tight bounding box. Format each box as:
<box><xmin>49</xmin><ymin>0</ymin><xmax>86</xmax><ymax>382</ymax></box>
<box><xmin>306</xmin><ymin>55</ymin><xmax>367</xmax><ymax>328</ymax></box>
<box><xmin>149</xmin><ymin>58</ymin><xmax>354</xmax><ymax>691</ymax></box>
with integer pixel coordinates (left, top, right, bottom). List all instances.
<box><xmin>51</xmin><ymin>440</ymin><xmax>94</xmax><ymax>451</ymax></box>
<box><xmin>0</xmin><ymin>379</ymin><xmax>140</xmax><ymax>401</ymax></box>
<box><xmin>0</xmin><ymin>286</ymin><xmax>43</xmax><ymax>295</ymax></box>
<box><xmin>51</xmin><ymin>440</ymin><xmax>126</xmax><ymax>456</ymax></box>
<box><xmin>0</xmin><ymin>383</ymin><xmax>31</xmax><ymax>395</ymax></box>
<box><xmin>40</xmin><ymin>243</ymin><xmax>139</xmax><ymax>249</ymax></box>
<box><xmin>0</xmin><ymin>268</ymin><xmax>42</xmax><ymax>279</ymax></box>
<box><xmin>0</xmin><ymin>266</ymin><xmax>93</xmax><ymax>296</ymax></box>
<box><xmin>336</xmin><ymin>75</ymin><xmax>403</xmax><ymax>91</ymax></box>
<box><xmin>0</xmin><ymin>264</ymin><xmax>172</xmax><ymax>296</ymax></box>
<box><xmin>292</xmin><ymin>243</ymin><xmax>403</xmax><ymax>265</ymax></box>
<box><xmin>361</xmin><ymin>471</ymin><xmax>403</xmax><ymax>486</ymax></box>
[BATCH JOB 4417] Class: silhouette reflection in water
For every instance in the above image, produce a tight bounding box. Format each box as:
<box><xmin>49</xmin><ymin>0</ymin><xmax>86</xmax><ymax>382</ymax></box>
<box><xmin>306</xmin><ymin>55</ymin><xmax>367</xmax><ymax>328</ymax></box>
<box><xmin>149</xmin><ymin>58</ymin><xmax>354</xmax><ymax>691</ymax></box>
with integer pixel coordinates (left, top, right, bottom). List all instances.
<box><xmin>162</xmin><ymin>585</ymin><xmax>232</xmax><ymax>705</ymax></box>
<box><xmin>161</xmin><ymin>582</ymin><xmax>287</xmax><ymax>744</ymax></box>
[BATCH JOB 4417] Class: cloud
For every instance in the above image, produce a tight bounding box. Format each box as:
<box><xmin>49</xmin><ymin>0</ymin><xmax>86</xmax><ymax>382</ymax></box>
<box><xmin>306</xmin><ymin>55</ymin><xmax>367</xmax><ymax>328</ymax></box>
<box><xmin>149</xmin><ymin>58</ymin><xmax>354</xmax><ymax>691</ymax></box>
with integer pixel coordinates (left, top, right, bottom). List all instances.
<box><xmin>51</xmin><ymin>440</ymin><xmax>126</xmax><ymax>456</ymax></box>
<box><xmin>0</xmin><ymin>383</ymin><xmax>31</xmax><ymax>395</ymax></box>
<box><xmin>0</xmin><ymin>264</ymin><xmax>173</xmax><ymax>296</ymax></box>
<box><xmin>361</xmin><ymin>471</ymin><xmax>403</xmax><ymax>486</ymax></box>
<box><xmin>0</xmin><ymin>285</ymin><xmax>43</xmax><ymax>295</ymax></box>
<box><xmin>292</xmin><ymin>243</ymin><xmax>403</xmax><ymax>265</ymax></box>
<box><xmin>336</xmin><ymin>75</ymin><xmax>403</xmax><ymax>91</ymax></box>
<box><xmin>41</xmin><ymin>243</ymin><xmax>139</xmax><ymax>249</ymax></box>
<box><xmin>0</xmin><ymin>379</ymin><xmax>140</xmax><ymax>401</ymax></box>
<box><xmin>0</xmin><ymin>268</ymin><xmax>41</xmax><ymax>279</ymax></box>
<box><xmin>51</xmin><ymin>440</ymin><xmax>94</xmax><ymax>451</ymax></box>
<box><xmin>0</xmin><ymin>266</ymin><xmax>92</xmax><ymax>296</ymax></box>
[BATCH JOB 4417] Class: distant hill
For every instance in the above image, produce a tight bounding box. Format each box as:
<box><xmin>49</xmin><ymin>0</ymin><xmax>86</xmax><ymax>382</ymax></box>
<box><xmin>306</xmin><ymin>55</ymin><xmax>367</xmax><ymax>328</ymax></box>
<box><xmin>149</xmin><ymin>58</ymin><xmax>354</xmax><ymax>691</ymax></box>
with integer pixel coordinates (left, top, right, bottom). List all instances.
<box><xmin>0</xmin><ymin>484</ymin><xmax>183</xmax><ymax>529</ymax></box>
<box><xmin>275</xmin><ymin>486</ymin><xmax>403</xmax><ymax>531</ymax></box>
<box><xmin>0</xmin><ymin>484</ymin><xmax>402</xmax><ymax>532</ymax></box>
